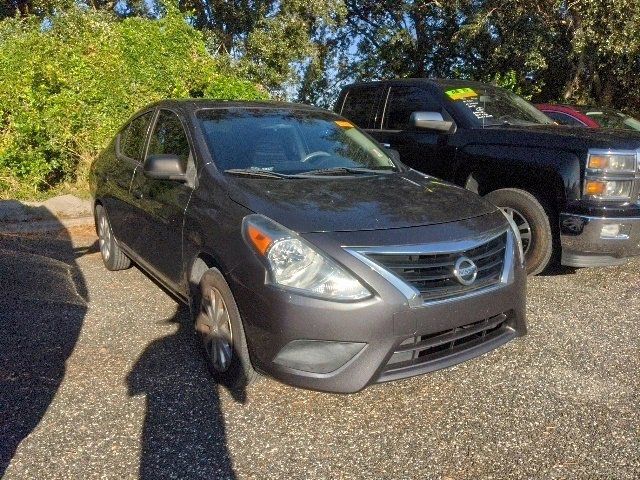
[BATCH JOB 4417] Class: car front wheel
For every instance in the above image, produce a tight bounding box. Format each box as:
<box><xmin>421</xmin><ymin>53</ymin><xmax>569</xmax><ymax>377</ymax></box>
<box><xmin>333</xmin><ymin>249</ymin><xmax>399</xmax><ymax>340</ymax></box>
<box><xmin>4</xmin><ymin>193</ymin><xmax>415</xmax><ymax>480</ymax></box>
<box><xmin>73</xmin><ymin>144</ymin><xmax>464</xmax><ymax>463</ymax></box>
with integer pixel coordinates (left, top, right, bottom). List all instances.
<box><xmin>194</xmin><ymin>267</ymin><xmax>258</xmax><ymax>391</ymax></box>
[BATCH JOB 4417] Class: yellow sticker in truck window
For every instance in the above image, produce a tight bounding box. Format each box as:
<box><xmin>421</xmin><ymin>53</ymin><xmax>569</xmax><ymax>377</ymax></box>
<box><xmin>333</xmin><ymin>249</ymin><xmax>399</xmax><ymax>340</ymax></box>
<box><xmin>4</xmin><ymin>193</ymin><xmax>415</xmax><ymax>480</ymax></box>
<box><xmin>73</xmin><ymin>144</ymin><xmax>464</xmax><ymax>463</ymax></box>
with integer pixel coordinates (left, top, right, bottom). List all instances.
<box><xmin>445</xmin><ymin>88</ymin><xmax>478</xmax><ymax>100</ymax></box>
<box><xmin>335</xmin><ymin>120</ymin><xmax>355</xmax><ymax>129</ymax></box>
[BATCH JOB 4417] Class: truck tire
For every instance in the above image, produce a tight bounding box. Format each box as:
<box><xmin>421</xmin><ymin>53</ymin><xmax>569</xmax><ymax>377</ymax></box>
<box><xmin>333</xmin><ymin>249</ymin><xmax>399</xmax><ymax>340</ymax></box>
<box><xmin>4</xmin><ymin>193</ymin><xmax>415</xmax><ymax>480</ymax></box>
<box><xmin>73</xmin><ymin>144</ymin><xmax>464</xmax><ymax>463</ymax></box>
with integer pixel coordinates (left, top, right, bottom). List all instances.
<box><xmin>484</xmin><ymin>188</ymin><xmax>554</xmax><ymax>276</ymax></box>
<box><xmin>96</xmin><ymin>204</ymin><xmax>131</xmax><ymax>271</ymax></box>
<box><xmin>194</xmin><ymin>267</ymin><xmax>258</xmax><ymax>392</ymax></box>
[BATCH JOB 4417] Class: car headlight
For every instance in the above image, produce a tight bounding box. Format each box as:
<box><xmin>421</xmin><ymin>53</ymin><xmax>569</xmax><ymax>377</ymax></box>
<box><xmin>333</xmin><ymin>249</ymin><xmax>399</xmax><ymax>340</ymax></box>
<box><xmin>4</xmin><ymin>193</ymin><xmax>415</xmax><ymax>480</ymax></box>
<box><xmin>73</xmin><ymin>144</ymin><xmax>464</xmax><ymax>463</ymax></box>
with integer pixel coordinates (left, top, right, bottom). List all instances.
<box><xmin>242</xmin><ymin>214</ymin><xmax>371</xmax><ymax>301</ymax></box>
<box><xmin>584</xmin><ymin>149</ymin><xmax>637</xmax><ymax>201</ymax></box>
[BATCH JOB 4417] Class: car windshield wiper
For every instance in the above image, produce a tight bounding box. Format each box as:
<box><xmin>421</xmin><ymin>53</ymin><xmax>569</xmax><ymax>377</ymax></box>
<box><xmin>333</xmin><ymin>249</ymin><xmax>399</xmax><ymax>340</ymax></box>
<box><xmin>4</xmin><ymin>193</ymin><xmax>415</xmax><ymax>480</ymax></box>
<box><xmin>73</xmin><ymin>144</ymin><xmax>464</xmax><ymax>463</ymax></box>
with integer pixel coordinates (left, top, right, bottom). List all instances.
<box><xmin>224</xmin><ymin>168</ymin><xmax>294</xmax><ymax>179</ymax></box>
<box><xmin>295</xmin><ymin>167</ymin><xmax>395</xmax><ymax>176</ymax></box>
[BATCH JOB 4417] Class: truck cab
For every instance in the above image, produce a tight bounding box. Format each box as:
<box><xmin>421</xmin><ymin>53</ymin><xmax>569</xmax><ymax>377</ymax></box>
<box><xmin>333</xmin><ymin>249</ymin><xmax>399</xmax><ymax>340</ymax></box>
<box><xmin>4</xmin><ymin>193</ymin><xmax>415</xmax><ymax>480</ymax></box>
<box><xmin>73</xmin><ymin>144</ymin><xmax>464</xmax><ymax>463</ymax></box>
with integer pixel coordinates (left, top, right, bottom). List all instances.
<box><xmin>335</xmin><ymin>79</ymin><xmax>640</xmax><ymax>275</ymax></box>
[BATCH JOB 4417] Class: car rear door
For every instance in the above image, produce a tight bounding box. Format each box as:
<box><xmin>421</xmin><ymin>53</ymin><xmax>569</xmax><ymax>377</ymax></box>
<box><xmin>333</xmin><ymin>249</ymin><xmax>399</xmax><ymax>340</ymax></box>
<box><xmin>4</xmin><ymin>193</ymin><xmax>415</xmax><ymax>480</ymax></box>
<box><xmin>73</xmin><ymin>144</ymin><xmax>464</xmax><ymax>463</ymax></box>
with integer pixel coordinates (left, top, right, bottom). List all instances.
<box><xmin>103</xmin><ymin>110</ymin><xmax>154</xmax><ymax>248</ymax></box>
<box><xmin>129</xmin><ymin>108</ymin><xmax>195</xmax><ymax>290</ymax></box>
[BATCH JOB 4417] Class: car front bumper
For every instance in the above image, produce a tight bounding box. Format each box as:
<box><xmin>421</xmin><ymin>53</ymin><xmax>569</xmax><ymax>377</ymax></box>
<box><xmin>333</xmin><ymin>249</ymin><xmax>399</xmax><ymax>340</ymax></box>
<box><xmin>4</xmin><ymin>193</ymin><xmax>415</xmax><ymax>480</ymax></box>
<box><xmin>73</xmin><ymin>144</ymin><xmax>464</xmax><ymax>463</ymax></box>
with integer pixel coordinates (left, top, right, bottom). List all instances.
<box><xmin>560</xmin><ymin>213</ymin><xmax>640</xmax><ymax>267</ymax></box>
<box><xmin>230</xmin><ymin>218</ymin><xmax>527</xmax><ymax>394</ymax></box>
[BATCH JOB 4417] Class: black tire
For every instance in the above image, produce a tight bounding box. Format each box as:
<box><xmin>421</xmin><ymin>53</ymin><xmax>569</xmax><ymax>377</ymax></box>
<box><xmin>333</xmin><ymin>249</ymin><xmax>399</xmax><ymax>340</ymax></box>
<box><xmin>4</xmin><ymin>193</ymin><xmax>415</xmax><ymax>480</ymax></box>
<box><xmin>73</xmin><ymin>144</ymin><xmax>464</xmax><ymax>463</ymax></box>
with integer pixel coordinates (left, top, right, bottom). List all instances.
<box><xmin>95</xmin><ymin>204</ymin><xmax>131</xmax><ymax>271</ymax></box>
<box><xmin>194</xmin><ymin>267</ymin><xmax>257</xmax><ymax>391</ymax></box>
<box><xmin>484</xmin><ymin>188</ymin><xmax>554</xmax><ymax>276</ymax></box>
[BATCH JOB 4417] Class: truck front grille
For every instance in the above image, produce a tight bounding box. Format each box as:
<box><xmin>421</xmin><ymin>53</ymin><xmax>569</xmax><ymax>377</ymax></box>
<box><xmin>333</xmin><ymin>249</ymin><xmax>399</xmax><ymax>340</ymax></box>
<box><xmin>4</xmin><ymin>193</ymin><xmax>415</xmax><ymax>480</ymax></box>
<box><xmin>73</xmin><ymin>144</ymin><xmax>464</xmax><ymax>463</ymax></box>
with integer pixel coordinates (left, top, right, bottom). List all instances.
<box><xmin>365</xmin><ymin>232</ymin><xmax>507</xmax><ymax>302</ymax></box>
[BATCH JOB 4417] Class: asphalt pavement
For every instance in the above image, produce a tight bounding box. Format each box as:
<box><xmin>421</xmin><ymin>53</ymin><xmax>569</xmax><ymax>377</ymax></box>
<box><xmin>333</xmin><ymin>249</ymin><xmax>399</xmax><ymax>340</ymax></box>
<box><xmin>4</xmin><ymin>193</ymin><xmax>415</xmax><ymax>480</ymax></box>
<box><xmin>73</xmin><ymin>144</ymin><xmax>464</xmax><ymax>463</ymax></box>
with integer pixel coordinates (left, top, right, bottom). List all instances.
<box><xmin>0</xmin><ymin>226</ymin><xmax>638</xmax><ymax>480</ymax></box>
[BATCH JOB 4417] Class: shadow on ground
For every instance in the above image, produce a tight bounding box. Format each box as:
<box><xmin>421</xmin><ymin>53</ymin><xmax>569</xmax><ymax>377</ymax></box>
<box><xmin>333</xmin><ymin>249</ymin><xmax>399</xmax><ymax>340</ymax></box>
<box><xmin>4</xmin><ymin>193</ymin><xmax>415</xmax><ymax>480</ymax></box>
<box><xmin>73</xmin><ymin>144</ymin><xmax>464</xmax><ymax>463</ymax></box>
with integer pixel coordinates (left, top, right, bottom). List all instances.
<box><xmin>0</xmin><ymin>208</ymin><xmax>88</xmax><ymax>476</ymax></box>
<box><xmin>0</xmin><ymin>201</ymin><xmax>244</xmax><ymax>479</ymax></box>
<box><xmin>127</xmin><ymin>304</ymin><xmax>246</xmax><ymax>480</ymax></box>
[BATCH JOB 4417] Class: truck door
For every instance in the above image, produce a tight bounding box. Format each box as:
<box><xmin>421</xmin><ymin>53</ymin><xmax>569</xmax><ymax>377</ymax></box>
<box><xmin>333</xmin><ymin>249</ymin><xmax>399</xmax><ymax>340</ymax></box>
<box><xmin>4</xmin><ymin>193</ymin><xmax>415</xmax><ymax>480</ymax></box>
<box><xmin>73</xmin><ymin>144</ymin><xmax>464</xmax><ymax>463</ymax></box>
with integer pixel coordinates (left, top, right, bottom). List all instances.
<box><xmin>376</xmin><ymin>85</ymin><xmax>457</xmax><ymax>181</ymax></box>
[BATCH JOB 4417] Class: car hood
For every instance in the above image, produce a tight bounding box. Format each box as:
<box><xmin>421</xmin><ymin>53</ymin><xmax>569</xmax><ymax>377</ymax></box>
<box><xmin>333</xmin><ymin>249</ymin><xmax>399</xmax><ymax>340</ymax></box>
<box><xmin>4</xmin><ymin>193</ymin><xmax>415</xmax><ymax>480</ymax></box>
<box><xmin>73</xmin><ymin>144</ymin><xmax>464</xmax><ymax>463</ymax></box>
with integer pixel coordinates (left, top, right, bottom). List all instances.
<box><xmin>474</xmin><ymin>124</ymin><xmax>640</xmax><ymax>151</ymax></box>
<box><xmin>226</xmin><ymin>169</ymin><xmax>497</xmax><ymax>233</ymax></box>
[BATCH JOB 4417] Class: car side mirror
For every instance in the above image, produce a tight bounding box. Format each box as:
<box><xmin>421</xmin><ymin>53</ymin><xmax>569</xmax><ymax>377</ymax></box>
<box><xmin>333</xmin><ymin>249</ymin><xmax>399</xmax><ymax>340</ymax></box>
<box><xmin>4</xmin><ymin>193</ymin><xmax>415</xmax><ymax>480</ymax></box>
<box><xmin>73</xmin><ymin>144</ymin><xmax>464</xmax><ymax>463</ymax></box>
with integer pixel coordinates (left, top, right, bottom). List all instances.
<box><xmin>410</xmin><ymin>111</ymin><xmax>454</xmax><ymax>133</ymax></box>
<box><xmin>143</xmin><ymin>154</ymin><xmax>187</xmax><ymax>182</ymax></box>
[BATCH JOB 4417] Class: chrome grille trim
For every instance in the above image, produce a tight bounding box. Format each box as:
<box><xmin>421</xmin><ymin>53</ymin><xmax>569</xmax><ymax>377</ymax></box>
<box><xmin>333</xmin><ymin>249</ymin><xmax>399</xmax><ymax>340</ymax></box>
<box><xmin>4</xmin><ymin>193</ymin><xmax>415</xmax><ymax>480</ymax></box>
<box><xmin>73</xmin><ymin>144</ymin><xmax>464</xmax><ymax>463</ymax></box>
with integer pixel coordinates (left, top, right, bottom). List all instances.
<box><xmin>344</xmin><ymin>227</ymin><xmax>513</xmax><ymax>306</ymax></box>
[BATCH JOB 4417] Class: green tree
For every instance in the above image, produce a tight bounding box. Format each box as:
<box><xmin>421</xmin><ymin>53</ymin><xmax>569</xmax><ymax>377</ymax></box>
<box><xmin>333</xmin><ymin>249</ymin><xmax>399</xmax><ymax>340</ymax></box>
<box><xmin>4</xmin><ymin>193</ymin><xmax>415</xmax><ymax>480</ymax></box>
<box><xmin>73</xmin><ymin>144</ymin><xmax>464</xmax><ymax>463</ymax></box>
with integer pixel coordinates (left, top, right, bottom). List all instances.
<box><xmin>329</xmin><ymin>0</ymin><xmax>640</xmax><ymax>111</ymax></box>
<box><xmin>0</xmin><ymin>7</ymin><xmax>265</xmax><ymax>198</ymax></box>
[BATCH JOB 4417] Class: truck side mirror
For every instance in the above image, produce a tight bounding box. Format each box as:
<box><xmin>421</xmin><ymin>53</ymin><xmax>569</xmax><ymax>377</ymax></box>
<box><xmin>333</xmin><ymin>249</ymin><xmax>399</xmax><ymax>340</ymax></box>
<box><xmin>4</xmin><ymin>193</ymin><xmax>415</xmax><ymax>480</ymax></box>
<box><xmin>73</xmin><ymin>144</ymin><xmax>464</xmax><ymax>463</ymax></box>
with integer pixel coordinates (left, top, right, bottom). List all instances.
<box><xmin>410</xmin><ymin>111</ymin><xmax>455</xmax><ymax>133</ymax></box>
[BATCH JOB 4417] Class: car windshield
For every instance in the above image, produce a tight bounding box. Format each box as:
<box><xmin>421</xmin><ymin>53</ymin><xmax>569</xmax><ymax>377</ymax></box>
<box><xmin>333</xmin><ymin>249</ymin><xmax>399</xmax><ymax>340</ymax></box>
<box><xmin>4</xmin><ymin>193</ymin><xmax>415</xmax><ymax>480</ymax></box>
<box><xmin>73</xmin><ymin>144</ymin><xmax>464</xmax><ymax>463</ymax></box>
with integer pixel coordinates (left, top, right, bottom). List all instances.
<box><xmin>583</xmin><ymin>109</ymin><xmax>640</xmax><ymax>131</ymax></box>
<box><xmin>197</xmin><ymin>108</ymin><xmax>398</xmax><ymax>175</ymax></box>
<box><xmin>440</xmin><ymin>84</ymin><xmax>555</xmax><ymax>127</ymax></box>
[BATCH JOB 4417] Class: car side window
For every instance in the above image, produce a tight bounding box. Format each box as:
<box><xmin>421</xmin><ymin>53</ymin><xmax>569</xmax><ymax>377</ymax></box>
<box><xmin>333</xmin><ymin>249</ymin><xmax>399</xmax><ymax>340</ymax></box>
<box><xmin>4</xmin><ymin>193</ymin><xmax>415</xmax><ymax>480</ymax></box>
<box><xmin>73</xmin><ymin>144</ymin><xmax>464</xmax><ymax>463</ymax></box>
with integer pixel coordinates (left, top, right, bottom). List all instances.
<box><xmin>119</xmin><ymin>111</ymin><xmax>153</xmax><ymax>160</ymax></box>
<box><xmin>545</xmin><ymin>111</ymin><xmax>587</xmax><ymax>127</ymax></box>
<box><xmin>383</xmin><ymin>86</ymin><xmax>441</xmax><ymax>130</ymax></box>
<box><xmin>340</xmin><ymin>86</ymin><xmax>383</xmax><ymax>129</ymax></box>
<box><xmin>147</xmin><ymin>110</ymin><xmax>191</xmax><ymax>169</ymax></box>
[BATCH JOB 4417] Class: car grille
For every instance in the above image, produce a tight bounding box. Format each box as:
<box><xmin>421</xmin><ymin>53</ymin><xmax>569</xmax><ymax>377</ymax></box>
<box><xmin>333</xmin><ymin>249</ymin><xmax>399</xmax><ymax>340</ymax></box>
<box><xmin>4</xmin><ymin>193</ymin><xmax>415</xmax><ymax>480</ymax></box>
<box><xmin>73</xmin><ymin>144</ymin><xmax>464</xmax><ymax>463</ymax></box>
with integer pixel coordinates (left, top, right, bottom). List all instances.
<box><xmin>378</xmin><ymin>312</ymin><xmax>514</xmax><ymax>381</ymax></box>
<box><xmin>365</xmin><ymin>232</ymin><xmax>507</xmax><ymax>302</ymax></box>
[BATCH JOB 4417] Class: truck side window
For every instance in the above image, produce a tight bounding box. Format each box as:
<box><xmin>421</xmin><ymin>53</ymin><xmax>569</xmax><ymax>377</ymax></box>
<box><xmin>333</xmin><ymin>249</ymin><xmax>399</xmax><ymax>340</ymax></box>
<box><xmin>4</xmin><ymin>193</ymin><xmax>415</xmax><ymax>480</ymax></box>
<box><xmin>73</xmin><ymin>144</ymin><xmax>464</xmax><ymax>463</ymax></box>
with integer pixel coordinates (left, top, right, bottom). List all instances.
<box><xmin>119</xmin><ymin>111</ymin><xmax>153</xmax><ymax>161</ymax></box>
<box><xmin>340</xmin><ymin>86</ymin><xmax>383</xmax><ymax>129</ymax></box>
<box><xmin>147</xmin><ymin>110</ymin><xmax>192</xmax><ymax>169</ymax></box>
<box><xmin>384</xmin><ymin>86</ymin><xmax>440</xmax><ymax>130</ymax></box>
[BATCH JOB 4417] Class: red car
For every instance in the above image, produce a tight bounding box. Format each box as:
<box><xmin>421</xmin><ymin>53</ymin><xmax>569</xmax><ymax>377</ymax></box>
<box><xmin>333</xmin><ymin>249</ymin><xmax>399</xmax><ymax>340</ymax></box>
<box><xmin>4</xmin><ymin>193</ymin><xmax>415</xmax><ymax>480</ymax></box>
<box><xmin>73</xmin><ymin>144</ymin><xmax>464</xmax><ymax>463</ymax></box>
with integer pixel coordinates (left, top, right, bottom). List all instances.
<box><xmin>536</xmin><ymin>104</ymin><xmax>640</xmax><ymax>131</ymax></box>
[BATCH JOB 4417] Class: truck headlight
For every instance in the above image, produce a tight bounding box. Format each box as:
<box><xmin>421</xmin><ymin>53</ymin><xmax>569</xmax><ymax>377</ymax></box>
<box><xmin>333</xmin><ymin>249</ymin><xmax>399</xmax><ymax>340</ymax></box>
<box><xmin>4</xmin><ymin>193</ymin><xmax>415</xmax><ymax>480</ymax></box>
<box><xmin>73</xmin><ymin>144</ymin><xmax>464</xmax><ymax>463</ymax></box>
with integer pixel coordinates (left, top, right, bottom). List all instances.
<box><xmin>584</xmin><ymin>179</ymin><xmax>633</xmax><ymax>199</ymax></box>
<box><xmin>243</xmin><ymin>214</ymin><xmax>371</xmax><ymax>301</ymax></box>
<box><xmin>587</xmin><ymin>152</ymin><xmax>637</xmax><ymax>173</ymax></box>
<box><xmin>584</xmin><ymin>149</ymin><xmax>637</xmax><ymax>201</ymax></box>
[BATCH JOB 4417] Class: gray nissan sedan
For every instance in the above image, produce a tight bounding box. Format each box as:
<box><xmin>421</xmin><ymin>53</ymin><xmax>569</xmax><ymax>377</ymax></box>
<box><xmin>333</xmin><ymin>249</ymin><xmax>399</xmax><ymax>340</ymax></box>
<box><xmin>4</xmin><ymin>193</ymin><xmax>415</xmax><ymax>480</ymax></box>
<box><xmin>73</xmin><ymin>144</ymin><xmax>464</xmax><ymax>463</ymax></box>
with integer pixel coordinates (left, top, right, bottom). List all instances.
<box><xmin>89</xmin><ymin>100</ymin><xmax>526</xmax><ymax>393</ymax></box>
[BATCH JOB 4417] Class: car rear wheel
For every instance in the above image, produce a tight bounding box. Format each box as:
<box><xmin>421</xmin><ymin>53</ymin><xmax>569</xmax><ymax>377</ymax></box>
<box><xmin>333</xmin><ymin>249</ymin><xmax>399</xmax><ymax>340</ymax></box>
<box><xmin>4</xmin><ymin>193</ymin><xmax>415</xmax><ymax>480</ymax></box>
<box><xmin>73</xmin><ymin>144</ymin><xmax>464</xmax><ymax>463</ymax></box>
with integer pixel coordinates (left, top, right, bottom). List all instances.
<box><xmin>95</xmin><ymin>204</ymin><xmax>131</xmax><ymax>271</ymax></box>
<box><xmin>484</xmin><ymin>188</ymin><xmax>554</xmax><ymax>276</ymax></box>
<box><xmin>194</xmin><ymin>267</ymin><xmax>258</xmax><ymax>391</ymax></box>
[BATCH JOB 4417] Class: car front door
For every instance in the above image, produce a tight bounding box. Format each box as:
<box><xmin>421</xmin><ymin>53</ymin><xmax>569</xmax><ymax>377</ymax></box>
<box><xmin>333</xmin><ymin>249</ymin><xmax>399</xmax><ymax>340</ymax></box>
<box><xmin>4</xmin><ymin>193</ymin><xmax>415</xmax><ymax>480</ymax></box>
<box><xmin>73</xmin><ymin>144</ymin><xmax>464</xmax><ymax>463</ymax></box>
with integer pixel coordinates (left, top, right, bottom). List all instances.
<box><xmin>130</xmin><ymin>109</ymin><xmax>195</xmax><ymax>290</ymax></box>
<box><xmin>374</xmin><ymin>85</ymin><xmax>457</xmax><ymax>181</ymax></box>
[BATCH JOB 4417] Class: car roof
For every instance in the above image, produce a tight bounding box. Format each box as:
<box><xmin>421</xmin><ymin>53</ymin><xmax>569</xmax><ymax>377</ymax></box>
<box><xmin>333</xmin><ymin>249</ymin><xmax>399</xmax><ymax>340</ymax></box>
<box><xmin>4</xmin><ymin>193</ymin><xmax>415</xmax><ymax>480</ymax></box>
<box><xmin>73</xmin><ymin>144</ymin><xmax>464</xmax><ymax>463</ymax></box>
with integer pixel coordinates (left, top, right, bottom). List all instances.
<box><xmin>144</xmin><ymin>98</ymin><xmax>325</xmax><ymax>114</ymax></box>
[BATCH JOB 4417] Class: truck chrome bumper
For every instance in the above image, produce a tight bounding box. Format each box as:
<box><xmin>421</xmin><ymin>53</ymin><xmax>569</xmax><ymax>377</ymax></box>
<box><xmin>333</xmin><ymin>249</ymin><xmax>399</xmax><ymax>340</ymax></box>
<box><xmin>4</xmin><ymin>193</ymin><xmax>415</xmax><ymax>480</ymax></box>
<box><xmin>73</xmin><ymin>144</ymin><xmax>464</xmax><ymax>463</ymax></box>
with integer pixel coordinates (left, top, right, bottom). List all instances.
<box><xmin>560</xmin><ymin>213</ymin><xmax>640</xmax><ymax>267</ymax></box>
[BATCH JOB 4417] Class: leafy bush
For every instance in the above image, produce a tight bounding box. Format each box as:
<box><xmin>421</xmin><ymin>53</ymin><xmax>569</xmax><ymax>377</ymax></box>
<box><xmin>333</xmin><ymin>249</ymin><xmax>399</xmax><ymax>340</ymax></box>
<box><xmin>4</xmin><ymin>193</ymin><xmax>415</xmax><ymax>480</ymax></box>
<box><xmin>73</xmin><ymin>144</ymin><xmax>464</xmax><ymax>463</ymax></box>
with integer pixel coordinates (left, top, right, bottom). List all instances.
<box><xmin>0</xmin><ymin>8</ymin><xmax>267</xmax><ymax>198</ymax></box>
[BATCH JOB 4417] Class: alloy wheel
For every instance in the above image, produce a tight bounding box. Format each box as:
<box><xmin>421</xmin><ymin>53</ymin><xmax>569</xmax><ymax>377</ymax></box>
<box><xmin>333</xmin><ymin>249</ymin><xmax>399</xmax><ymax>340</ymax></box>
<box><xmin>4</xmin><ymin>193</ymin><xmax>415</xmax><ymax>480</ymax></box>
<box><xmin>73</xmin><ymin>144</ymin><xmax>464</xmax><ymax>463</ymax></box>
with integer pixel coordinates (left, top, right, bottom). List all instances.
<box><xmin>501</xmin><ymin>206</ymin><xmax>532</xmax><ymax>254</ymax></box>
<box><xmin>203</xmin><ymin>287</ymin><xmax>234</xmax><ymax>372</ymax></box>
<box><xmin>98</xmin><ymin>213</ymin><xmax>112</xmax><ymax>261</ymax></box>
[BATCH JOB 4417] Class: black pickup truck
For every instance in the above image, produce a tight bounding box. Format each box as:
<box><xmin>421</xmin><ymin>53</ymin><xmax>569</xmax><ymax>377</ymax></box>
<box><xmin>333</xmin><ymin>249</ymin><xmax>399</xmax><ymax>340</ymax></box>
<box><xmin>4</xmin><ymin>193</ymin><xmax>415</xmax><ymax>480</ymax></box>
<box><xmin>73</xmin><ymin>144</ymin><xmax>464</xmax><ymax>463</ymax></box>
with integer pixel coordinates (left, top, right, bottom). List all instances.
<box><xmin>335</xmin><ymin>79</ymin><xmax>640</xmax><ymax>275</ymax></box>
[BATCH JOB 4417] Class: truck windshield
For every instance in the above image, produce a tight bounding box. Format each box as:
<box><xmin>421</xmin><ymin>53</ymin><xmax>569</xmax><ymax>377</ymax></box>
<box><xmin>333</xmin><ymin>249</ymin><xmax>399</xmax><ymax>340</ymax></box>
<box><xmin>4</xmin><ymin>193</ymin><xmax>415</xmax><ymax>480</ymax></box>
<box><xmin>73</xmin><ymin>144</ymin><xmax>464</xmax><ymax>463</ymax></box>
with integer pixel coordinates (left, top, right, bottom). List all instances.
<box><xmin>441</xmin><ymin>84</ymin><xmax>555</xmax><ymax>127</ymax></box>
<box><xmin>197</xmin><ymin>108</ymin><xmax>398</xmax><ymax>175</ymax></box>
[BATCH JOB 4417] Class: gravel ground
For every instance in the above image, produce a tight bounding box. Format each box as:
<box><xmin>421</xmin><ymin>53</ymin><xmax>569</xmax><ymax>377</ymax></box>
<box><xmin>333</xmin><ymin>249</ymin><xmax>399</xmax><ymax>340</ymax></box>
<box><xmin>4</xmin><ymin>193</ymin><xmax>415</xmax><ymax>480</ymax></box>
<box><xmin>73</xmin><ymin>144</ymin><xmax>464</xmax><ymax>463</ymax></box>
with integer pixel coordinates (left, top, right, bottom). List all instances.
<box><xmin>1</xmin><ymin>227</ymin><xmax>638</xmax><ymax>480</ymax></box>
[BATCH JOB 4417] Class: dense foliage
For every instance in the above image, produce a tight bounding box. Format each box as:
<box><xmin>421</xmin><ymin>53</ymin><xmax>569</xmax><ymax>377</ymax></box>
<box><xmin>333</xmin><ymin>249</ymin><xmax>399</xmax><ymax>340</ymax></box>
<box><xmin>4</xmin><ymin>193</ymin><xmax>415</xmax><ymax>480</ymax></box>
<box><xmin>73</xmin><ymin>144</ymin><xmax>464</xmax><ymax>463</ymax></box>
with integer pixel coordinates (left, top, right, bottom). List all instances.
<box><xmin>302</xmin><ymin>0</ymin><xmax>640</xmax><ymax>109</ymax></box>
<box><xmin>0</xmin><ymin>7</ymin><xmax>265</xmax><ymax>198</ymax></box>
<box><xmin>5</xmin><ymin>1</ymin><xmax>640</xmax><ymax>110</ymax></box>
<box><xmin>2</xmin><ymin>1</ymin><xmax>640</xmax><ymax>198</ymax></box>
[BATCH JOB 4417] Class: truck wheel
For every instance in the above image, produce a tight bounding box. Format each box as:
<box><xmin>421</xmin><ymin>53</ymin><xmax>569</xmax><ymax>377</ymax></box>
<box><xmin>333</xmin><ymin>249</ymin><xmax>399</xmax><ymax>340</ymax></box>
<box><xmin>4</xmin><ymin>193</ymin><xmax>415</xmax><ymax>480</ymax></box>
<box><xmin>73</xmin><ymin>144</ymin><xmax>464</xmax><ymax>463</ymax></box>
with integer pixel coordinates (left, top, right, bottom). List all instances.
<box><xmin>194</xmin><ymin>267</ymin><xmax>258</xmax><ymax>391</ymax></box>
<box><xmin>484</xmin><ymin>188</ymin><xmax>554</xmax><ymax>276</ymax></box>
<box><xmin>95</xmin><ymin>204</ymin><xmax>131</xmax><ymax>271</ymax></box>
